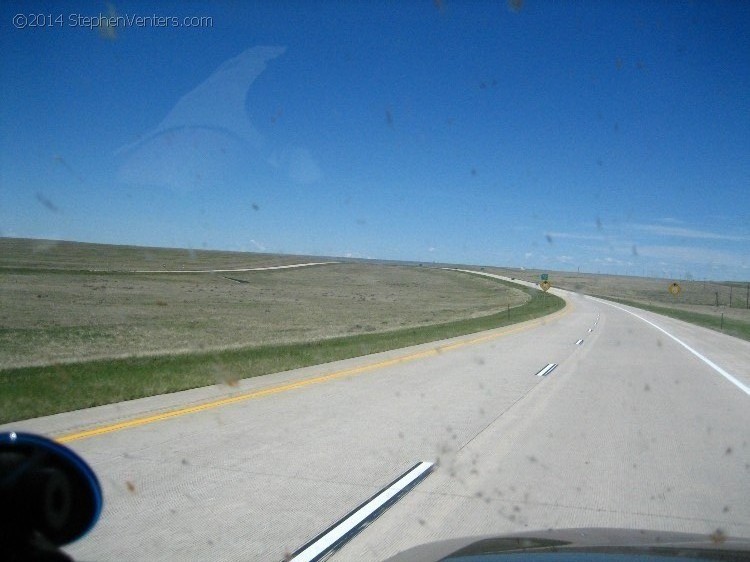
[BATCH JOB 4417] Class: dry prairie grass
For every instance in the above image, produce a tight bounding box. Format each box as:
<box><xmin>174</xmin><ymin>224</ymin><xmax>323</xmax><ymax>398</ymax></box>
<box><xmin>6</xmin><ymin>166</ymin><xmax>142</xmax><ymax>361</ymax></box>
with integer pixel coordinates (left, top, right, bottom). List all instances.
<box><xmin>0</xmin><ymin>239</ymin><xmax>528</xmax><ymax>368</ymax></box>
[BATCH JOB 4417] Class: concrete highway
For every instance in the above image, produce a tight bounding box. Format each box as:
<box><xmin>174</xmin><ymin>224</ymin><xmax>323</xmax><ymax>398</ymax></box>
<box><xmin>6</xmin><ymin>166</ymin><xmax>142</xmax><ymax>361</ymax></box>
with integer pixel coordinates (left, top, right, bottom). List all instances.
<box><xmin>3</xmin><ymin>272</ymin><xmax>748</xmax><ymax>561</ymax></box>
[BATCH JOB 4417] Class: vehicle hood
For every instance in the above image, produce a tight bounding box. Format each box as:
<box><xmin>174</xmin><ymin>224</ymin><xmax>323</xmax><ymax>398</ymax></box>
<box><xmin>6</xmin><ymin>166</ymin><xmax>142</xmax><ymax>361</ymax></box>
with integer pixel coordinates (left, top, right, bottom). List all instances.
<box><xmin>382</xmin><ymin>528</ymin><xmax>750</xmax><ymax>561</ymax></box>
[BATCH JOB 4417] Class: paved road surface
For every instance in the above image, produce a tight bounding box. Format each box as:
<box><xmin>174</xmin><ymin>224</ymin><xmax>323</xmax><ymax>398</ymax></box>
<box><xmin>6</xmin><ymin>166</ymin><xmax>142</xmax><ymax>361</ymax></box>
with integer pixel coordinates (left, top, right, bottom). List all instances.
<box><xmin>3</xmin><ymin>273</ymin><xmax>748</xmax><ymax>561</ymax></box>
<box><xmin>130</xmin><ymin>261</ymin><xmax>339</xmax><ymax>273</ymax></box>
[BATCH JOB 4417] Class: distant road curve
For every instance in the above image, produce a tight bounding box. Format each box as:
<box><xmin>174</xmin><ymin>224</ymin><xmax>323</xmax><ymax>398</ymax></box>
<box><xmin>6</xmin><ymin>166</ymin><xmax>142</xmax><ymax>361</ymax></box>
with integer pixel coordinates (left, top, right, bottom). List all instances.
<box><xmin>129</xmin><ymin>261</ymin><xmax>339</xmax><ymax>273</ymax></box>
<box><xmin>442</xmin><ymin>267</ymin><xmax>541</xmax><ymax>290</ymax></box>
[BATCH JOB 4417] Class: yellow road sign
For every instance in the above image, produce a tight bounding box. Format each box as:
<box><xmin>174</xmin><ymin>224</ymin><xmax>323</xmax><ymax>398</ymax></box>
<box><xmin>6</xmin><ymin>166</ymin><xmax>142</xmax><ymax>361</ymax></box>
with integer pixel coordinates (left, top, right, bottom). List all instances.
<box><xmin>540</xmin><ymin>280</ymin><xmax>551</xmax><ymax>292</ymax></box>
<box><xmin>668</xmin><ymin>282</ymin><xmax>681</xmax><ymax>296</ymax></box>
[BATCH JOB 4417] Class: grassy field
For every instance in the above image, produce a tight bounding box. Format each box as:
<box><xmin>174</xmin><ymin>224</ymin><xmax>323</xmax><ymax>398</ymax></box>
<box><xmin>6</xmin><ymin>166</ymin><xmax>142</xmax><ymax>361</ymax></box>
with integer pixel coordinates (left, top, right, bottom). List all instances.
<box><xmin>484</xmin><ymin>265</ymin><xmax>750</xmax><ymax>341</ymax></box>
<box><xmin>1</xmin><ymin>244</ymin><xmax>530</xmax><ymax>369</ymax></box>
<box><xmin>0</xmin><ymin>239</ymin><xmax>564</xmax><ymax>422</ymax></box>
<box><xmin>0</xmin><ymin>237</ymin><xmax>316</xmax><ymax>271</ymax></box>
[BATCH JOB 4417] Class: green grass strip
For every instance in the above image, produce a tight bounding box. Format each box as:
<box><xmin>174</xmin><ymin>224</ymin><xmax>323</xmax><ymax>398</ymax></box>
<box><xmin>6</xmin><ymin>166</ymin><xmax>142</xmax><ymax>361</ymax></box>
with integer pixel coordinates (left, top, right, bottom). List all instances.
<box><xmin>591</xmin><ymin>295</ymin><xmax>750</xmax><ymax>342</ymax></box>
<box><xmin>0</xmin><ymin>276</ymin><xmax>563</xmax><ymax>423</ymax></box>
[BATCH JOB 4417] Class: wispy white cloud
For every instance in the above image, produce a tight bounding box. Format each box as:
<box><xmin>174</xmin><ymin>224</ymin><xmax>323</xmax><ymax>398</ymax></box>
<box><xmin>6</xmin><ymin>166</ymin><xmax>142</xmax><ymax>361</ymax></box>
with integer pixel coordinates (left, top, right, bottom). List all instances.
<box><xmin>249</xmin><ymin>239</ymin><xmax>266</xmax><ymax>251</ymax></box>
<box><xmin>636</xmin><ymin>245</ymin><xmax>749</xmax><ymax>267</ymax></box>
<box><xmin>592</xmin><ymin>256</ymin><xmax>634</xmax><ymax>266</ymax></box>
<box><xmin>546</xmin><ymin>232</ymin><xmax>606</xmax><ymax>241</ymax></box>
<box><xmin>631</xmin><ymin>224</ymin><xmax>750</xmax><ymax>241</ymax></box>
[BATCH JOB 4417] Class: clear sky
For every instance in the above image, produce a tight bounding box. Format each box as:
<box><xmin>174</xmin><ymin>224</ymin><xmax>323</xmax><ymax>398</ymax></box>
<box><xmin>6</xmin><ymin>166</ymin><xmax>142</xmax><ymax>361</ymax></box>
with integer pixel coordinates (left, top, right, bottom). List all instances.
<box><xmin>1</xmin><ymin>1</ymin><xmax>748</xmax><ymax>280</ymax></box>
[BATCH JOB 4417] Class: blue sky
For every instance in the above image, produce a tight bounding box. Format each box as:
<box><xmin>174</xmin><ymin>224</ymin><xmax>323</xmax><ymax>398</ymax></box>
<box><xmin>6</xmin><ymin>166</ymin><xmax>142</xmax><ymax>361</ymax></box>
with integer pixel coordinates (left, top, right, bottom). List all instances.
<box><xmin>1</xmin><ymin>1</ymin><xmax>748</xmax><ymax>280</ymax></box>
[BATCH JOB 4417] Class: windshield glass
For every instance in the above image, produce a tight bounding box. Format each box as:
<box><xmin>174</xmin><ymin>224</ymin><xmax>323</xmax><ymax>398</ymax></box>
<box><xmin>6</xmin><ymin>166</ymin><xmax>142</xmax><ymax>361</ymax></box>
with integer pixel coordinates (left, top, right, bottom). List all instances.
<box><xmin>1</xmin><ymin>2</ymin><xmax>748</xmax><ymax>561</ymax></box>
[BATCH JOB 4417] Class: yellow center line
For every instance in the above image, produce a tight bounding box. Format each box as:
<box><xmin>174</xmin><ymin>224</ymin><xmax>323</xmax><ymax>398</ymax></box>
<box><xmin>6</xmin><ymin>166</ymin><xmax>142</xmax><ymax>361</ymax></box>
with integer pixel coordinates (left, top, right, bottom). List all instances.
<box><xmin>57</xmin><ymin>303</ymin><xmax>572</xmax><ymax>444</ymax></box>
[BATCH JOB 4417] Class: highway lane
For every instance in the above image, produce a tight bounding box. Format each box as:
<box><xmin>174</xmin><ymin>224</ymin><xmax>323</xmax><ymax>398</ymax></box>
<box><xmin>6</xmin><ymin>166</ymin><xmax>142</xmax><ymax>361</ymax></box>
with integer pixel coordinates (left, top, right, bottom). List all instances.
<box><xmin>337</xmin><ymin>290</ymin><xmax>750</xmax><ymax>560</ymax></box>
<box><xmin>2</xmin><ymin>281</ymin><xmax>748</xmax><ymax>561</ymax></box>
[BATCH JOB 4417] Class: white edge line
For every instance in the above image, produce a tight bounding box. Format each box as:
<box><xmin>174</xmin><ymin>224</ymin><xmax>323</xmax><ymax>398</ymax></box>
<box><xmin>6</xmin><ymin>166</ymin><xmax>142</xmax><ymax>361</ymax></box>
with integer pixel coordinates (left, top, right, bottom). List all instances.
<box><xmin>289</xmin><ymin>461</ymin><xmax>434</xmax><ymax>562</ymax></box>
<box><xmin>535</xmin><ymin>363</ymin><xmax>557</xmax><ymax>377</ymax></box>
<box><xmin>589</xmin><ymin>297</ymin><xmax>750</xmax><ymax>397</ymax></box>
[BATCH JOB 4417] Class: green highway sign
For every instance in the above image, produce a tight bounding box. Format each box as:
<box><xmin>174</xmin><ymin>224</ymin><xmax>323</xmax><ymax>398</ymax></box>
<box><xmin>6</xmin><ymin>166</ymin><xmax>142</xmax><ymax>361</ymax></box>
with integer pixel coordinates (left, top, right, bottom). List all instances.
<box><xmin>541</xmin><ymin>273</ymin><xmax>549</xmax><ymax>281</ymax></box>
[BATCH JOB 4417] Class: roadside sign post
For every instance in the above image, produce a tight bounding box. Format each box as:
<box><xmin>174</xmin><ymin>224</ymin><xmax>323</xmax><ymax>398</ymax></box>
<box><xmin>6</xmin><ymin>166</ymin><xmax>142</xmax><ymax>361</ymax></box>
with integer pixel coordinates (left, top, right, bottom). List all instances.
<box><xmin>540</xmin><ymin>275</ymin><xmax>551</xmax><ymax>306</ymax></box>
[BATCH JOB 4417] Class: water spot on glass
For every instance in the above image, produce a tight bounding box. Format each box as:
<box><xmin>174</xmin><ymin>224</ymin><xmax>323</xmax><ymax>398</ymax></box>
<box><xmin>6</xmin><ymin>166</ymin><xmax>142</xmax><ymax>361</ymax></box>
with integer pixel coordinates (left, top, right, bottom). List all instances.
<box><xmin>35</xmin><ymin>192</ymin><xmax>60</xmax><ymax>213</ymax></box>
<box><xmin>709</xmin><ymin>529</ymin><xmax>726</xmax><ymax>544</ymax></box>
<box><xmin>53</xmin><ymin>154</ymin><xmax>84</xmax><ymax>182</ymax></box>
<box><xmin>385</xmin><ymin>108</ymin><xmax>394</xmax><ymax>127</ymax></box>
<box><xmin>97</xmin><ymin>2</ymin><xmax>118</xmax><ymax>41</ymax></box>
